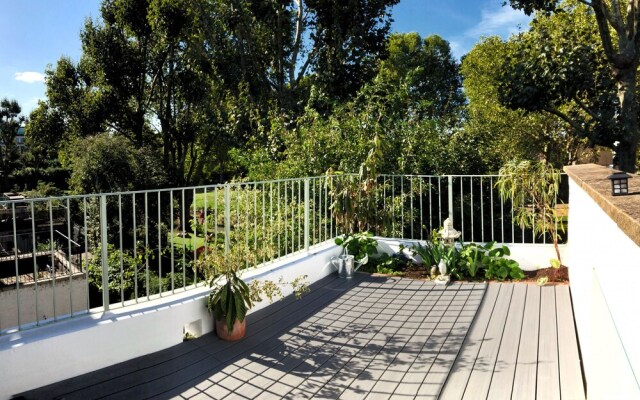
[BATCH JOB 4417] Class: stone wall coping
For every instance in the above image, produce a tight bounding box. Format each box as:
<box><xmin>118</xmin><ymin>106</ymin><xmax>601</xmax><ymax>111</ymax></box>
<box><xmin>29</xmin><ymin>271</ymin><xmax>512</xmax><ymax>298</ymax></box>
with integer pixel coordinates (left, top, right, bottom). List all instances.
<box><xmin>564</xmin><ymin>164</ymin><xmax>640</xmax><ymax>247</ymax></box>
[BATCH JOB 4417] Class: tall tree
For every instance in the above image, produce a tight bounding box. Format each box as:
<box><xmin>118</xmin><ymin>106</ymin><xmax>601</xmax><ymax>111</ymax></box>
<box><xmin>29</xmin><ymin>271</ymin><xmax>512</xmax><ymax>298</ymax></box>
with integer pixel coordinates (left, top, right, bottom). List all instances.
<box><xmin>0</xmin><ymin>99</ymin><xmax>24</xmax><ymax>187</ymax></box>
<box><xmin>507</xmin><ymin>0</ymin><xmax>640</xmax><ymax>171</ymax></box>
<box><xmin>379</xmin><ymin>33</ymin><xmax>465</xmax><ymax>126</ymax></box>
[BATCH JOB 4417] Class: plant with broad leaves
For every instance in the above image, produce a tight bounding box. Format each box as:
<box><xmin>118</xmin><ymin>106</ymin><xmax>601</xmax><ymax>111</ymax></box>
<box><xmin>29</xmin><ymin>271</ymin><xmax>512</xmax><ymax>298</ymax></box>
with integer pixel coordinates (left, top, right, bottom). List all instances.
<box><xmin>334</xmin><ymin>231</ymin><xmax>378</xmax><ymax>261</ymax></box>
<box><xmin>196</xmin><ymin>244</ymin><xmax>309</xmax><ymax>334</ymax></box>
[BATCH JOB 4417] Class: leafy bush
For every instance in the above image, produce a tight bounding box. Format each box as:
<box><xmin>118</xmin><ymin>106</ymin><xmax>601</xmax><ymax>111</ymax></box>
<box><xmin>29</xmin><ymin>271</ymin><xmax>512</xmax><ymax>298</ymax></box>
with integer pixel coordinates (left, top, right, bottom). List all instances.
<box><xmin>334</xmin><ymin>231</ymin><xmax>378</xmax><ymax>261</ymax></box>
<box><xmin>367</xmin><ymin>252</ymin><xmax>411</xmax><ymax>275</ymax></box>
<box><xmin>457</xmin><ymin>241</ymin><xmax>524</xmax><ymax>281</ymax></box>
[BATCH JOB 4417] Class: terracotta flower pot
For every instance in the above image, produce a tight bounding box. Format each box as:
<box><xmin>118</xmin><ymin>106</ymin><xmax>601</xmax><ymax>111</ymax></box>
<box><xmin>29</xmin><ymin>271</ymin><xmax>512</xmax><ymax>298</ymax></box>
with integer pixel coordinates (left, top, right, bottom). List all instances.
<box><xmin>215</xmin><ymin>318</ymin><xmax>246</xmax><ymax>341</ymax></box>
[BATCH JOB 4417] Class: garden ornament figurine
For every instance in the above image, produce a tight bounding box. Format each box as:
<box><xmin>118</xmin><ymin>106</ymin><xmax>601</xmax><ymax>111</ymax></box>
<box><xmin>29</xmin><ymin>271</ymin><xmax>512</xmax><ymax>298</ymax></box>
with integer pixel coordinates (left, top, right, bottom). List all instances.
<box><xmin>435</xmin><ymin>218</ymin><xmax>461</xmax><ymax>285</ymax></box>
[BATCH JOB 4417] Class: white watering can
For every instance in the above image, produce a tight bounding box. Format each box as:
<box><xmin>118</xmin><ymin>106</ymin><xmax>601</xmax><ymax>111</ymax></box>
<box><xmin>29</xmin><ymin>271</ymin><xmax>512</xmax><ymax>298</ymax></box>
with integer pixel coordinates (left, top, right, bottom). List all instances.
<box><xmin>331</xmin><ymin>249</ymin><xmax>368</xmax><ymax>278</ymax></box>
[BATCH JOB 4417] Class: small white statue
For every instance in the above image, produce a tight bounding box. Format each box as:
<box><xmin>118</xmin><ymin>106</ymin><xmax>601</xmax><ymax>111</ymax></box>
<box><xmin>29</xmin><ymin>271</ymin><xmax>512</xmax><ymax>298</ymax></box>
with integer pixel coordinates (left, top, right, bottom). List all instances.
<box><xmin>438</xmin><ymin>259</ymin><xmax>447</xmax><ymax>276</ymax></box>
<box><xmin>439</xmin><ymin>218</ymin><xmax>461</xmax><ymax>244</ymax></box>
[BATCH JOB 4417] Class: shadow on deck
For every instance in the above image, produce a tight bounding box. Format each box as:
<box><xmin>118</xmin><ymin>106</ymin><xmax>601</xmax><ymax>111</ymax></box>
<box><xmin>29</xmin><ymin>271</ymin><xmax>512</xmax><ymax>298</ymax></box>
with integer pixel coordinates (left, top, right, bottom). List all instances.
<box><xmin>17</xmin><ymin>274</ymin><xmax>584</xmax><ymax>400</ymax></box>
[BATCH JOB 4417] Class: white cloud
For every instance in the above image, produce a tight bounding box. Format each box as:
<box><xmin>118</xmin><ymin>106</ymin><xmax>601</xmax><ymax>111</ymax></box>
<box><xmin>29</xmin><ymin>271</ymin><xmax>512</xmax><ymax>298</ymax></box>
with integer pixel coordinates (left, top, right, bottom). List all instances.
<box><xmin>466</xmin><ymin>6</ymin><xmax>531</xmax><ymax>38</ymax></box>
<box><xmin>448</xmin><ymin>4</ymin><xmax>531</xmax><ymax>59</ymax></box>
<box><xmin>14</xmin><ymin>71</ymin><xmax>45</xmax><ymax>84</ymax></box>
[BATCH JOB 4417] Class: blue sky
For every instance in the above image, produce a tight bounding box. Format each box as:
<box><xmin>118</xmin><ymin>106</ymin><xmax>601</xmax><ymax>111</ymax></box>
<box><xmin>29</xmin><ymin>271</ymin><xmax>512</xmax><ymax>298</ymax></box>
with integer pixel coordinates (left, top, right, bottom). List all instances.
<box><xmin>0</xmin><ymin>0</ymin><xmax>530</xmax><ymax>116</ymax></box>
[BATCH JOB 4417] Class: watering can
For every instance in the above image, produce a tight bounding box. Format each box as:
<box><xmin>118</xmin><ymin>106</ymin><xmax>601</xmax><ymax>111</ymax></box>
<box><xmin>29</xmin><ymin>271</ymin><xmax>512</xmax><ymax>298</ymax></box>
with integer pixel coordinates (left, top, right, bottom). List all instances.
<box><xmin>331</xmin><ymin>251</ymin><xmax>368</xmax><ymax>278</ymax></box>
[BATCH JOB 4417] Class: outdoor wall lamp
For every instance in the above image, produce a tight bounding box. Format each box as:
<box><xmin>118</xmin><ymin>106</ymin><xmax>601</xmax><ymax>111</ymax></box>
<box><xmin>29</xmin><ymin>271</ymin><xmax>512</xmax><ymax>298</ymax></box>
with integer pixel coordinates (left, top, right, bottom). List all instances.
<box><xmin>607</xmin><ymin>172</ymin><xmax>631</xmax><ymax>196</ymax></box>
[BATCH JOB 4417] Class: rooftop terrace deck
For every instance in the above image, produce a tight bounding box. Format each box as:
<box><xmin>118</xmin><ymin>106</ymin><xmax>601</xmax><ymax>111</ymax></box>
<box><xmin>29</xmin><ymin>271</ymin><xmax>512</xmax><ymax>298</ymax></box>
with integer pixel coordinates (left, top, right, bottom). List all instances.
<box><xmin>18</xmin><ymin>274</ymin><xmax>584</xmax><ymax>400</ymax></box>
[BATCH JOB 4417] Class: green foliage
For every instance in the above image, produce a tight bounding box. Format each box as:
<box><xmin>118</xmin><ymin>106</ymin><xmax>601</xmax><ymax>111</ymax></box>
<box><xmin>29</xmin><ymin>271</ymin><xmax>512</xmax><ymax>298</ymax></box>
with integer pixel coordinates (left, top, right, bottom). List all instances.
<box><xmin>496</xmin><ymin>160</ymin><xmax>564</xmax><ymax>265</ymax></box>
<box><xmin>0</xmin><ymin>98</ymin><xmax>25</xmax><ymax>190</ymax></box>
<box><xmin>457</xmin><ymin>241</ymin><xmax>524</xmax><ymax>281</ymax></box>
<box><xmin>67</xmin><ymin>133</ymin><xmax>167</xmax><ymax>194</ymax></box>
<box><xmin>334</xmin><ymin>231</ymin><xmax>378</xmax><ymax>261</ymax></box>
<box><xmin>196</xmin><ymin>244</ymin><xmax>309</xmax><ymax>334</ymax></box>
<box><xmin>506</xmin><ymin>0</ymin><xmax>640</xmax><ymax>172</ymax></box>
<box><xmin>412</xmin><ymin>230</ymin><xmax>524</xmax><ymax>281</ymax></box>
<box><xmin>462</xmin><ymin>35</ymin><xmax>586</xmax><ymax>169</ymax></box>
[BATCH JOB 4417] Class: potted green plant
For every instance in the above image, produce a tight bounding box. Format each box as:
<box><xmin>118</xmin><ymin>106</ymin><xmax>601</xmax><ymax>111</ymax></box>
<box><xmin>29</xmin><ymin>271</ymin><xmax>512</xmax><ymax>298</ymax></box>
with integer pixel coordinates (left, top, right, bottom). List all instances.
<box><xmin>196</xmin><ymin>245</ymin><xmax>309</xmax><ymax>341</ymax></box>
<box><xmin>495</xmin><ymin>160</ymin><xmax>564</xmax><ymax>267</ymax></box>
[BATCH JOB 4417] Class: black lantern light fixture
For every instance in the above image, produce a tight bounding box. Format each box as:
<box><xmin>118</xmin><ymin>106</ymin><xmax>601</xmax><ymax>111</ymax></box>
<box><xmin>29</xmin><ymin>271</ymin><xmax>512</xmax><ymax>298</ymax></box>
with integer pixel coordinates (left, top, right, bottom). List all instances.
<box><xmin>607</xmin><ymin>172</ymin><xmax>631</xmax><ymax>196</ymax></box>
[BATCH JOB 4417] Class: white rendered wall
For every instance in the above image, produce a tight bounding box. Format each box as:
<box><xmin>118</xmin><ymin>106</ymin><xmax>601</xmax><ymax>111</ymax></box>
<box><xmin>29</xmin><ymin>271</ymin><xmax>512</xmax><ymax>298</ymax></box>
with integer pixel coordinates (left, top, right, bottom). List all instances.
<box><xmin>565</xmin><ymin>178</ymin><xmax>640</xmax><ymax>399</ymax></box>
<box><xmin>0</xmin><ymin>274</ymin><xmax>88</xmax><ymax>330</ymax></box>
<box><xmin>0</xmin><ymin>242</ymin><xmax>342</xmax><ymax>399</ymax></box>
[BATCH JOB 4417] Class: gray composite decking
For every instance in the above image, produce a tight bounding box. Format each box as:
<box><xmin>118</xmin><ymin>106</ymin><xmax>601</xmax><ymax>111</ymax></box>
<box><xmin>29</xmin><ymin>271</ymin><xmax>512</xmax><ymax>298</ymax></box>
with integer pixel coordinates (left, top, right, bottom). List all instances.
<box><xmin>17</xmin><ymin>274</ymin><xmax>585</xmax><ymax>400</ymax></box>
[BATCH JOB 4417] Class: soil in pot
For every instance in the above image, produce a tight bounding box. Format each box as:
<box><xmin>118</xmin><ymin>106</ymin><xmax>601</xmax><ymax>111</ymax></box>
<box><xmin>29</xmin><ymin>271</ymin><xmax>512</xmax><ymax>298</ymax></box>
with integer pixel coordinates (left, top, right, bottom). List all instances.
<box><xmin>215</xmin><ymin>318</ymin><xmax>246</xmax><ymax>341</ymax></box>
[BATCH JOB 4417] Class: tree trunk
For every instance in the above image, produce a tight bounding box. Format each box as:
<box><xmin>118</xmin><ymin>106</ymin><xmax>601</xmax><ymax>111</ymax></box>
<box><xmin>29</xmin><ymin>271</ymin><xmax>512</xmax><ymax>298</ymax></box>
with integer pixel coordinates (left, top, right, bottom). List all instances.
<box><xmin>615</xmin><ymin>67</ymin><xmax>640</xmax><ymax>172</ymax></box>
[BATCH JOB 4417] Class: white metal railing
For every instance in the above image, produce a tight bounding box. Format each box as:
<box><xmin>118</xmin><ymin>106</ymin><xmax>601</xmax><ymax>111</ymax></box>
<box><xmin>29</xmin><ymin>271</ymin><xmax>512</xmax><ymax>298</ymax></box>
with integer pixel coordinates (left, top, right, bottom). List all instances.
<box><xmin>0</xmin><ymin>173</ymin><xmax>568</xmax><ymax>334</ymax></box>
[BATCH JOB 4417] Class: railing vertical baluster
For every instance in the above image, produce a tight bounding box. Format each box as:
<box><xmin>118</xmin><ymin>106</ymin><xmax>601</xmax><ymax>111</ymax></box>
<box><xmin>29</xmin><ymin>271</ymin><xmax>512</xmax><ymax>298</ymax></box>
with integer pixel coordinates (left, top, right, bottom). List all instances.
<box><xmin>194</xmin><ymin>188</ymin><xmax>199</xmax><ymax>285</ymax></box>
<box><xmin>214</xmin><ymin>187</ymin><xmax>218</xmax><ymax>255</ymax></box>
<box><xmin>392</xmin><ymin>176</ymin><xmax>396</xmax><ymax>236</ymax></box>
<box><xmin>157</xmin><ymin>191</ymin><xmax>162</xmax><ymax>295</ymax></box>
<box><xmin>145</xmin><ymin>192</ymin><xmax>149</xmax><ymax>298</ymax></box>
<box><xmin>203</xmin><ymin>188</ymin><xmax>208</xmax><ymax>259</ymax></box>
<box><xmin>490</xmin><ymin>177</ymin><xmax>494</xmax><ymax>242</ymax></box>
<box><xmin>133</xmin><ymin>193</ymin><xmax>139</xmax><ymax>301</ymax></box>
<box><xmin>180</xmin><ymin>190</ymin><xmax>185</xmax><ymax>291</ymax></box>
<box><xmin>254</xmin><ymin>185</ymin><xmax>258</xmax><ymax>256</ymax></box>
<box><xmin>311</xmin><ymin>178</ymin><xmax>316</xmax><ymax>246</ymax></box>
<box><xmin>118</xmin><ymin>195</ymin><xmax>124</xmax><ymax>306</ymax></box>
<box><xmin>224</xmin><ymin>184</ymin><xmax>231</xmax><ymax>255</ymax></box>
<box><xmin>383</xmin><ymin>176</ymin><xmax>387</xmax><ymax>236</ymax></box>
<box><xmin>275</xmin><ymin>183</ymin><xmax>279</xmax><ymax>259</ymax></box>
<box><xmin>49</xmin><ymin>200</ymin><xmax>56</xmax><ymax>319</ymax></box>
<box><xmin>401</xmin><ymin>176</ymin><xmax>405</xmax><ymax>239</ymax></box>
<box><xmin>438</xmin><ymin>177</ymin><xmax>443</xmax><ymax>227</ymax></box>
<box><xmin>500</xmin><ymin>184</ymin><xmax>505</xmax><ymax>243</ymax></box>
<box><xmin>261</xmin><ymin>183</ymin><xmax>266</xmax><ymax>264</ymax></box>
<box><xmin>298</xmin><ymin>180</ymin><xmax>302</xmax><ymax>250</ymax></box>
<box><xmin>12</xmin><ymin>203</ymin><xmax>20</xmax><ymax>329</ymax></box>
<box><xmin>83</xmin><ymin>198</ymin><xmax>89</xmax><ymax>311</ymax></box>
<box><xmin>410</xmin><ymin>177</ymin><xmax>414</xmax><ymax>239</ymax></box>
<box><xmin>521</xmin><ymin>191</ymin><xmax>525</xmax><ymax>244</ymax></box>
<box><xmin>428</xmin><ymin>177</ymin><xmax>432</xmax><ymax>233</ymax></box>
<box><xmin>480</xmin><ymin>177</ymin><xmax>484</xmax><ymax>243</ymax></box>
<box><xmin>31</xmin><ymin>202</ymin><xmax>39</xmax><ymax>326</ymax></box>
<box><xmin>284</xmin><ymin>181</ymin><xmax>288</xmax><ymax>253</ymax></box>
<box><xmin>99</xmin><ymin>195</ymin><xmax>109</xmax><ymax>312</ymax></box>
<box><xmin>170</xmin><ymin>190</ymin><xmax>175</xmax><ymax>293</ymax></box>
<box><xmin>511</xmin><ymin>193</ymin><xmax>515</xmax><ymax>243</ymax></box>
<box><xmin>269</xmin><ymin>183</ymin><xmax>273</xmax><ymax>261</ymax></box>
<box><xmin>470</xmin><ymin>177</ymin><xmax>474</xmax><ymax>242</ymax></box>
<box><xmin>447</xmin><ymin>176</ymin><xmax>453</xmax><ymax>222</ymax></box>
<box><xmin>291</xmin><ymin>181</ymin><xmax>296</xmax><ymax>253</ymax></box>
<box><xmin>420</xmin><ymin>178</ymin><xmax>423</xmax><ymax>241</ymax></box>
<box><xmin>304</xmin><ymin>178</ymin><xmax>310</xmax><ymax>252</ymax></box>
<box><xmin>66</xmin><ymin>198</ymin><xmax>72</xmax><ymax>316</ymax></box>
<box><xmin>460</xmin><ymin>178</ymin><xmax>464</xmax><ymax>241</ymax></box>
<box><xmin>245</xmin><ymin>186</ymin><xmax>249</xmax><ymax>265</ymax></box>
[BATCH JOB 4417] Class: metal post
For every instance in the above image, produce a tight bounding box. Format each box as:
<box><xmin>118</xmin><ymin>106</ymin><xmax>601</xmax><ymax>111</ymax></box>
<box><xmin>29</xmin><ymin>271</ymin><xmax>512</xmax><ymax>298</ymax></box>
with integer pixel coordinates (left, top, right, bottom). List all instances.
<box><xmin>304</xmin><ymin>178</ymin><xmax>310</xmax><ymax>252</ymax></box>
<box><xmin>447</xmin><ymin>175</ymin><xmax>454</xmax><ymax>221</ymax></box>
<box><xmin>224</xmin><ymin>184</ymin><xmax>231</xmax><ymax>254</ymax></box>
<box><xmin>100</xmin><ymin>195</ymin><xmax>109</xmax><ymax>312</ymax></box>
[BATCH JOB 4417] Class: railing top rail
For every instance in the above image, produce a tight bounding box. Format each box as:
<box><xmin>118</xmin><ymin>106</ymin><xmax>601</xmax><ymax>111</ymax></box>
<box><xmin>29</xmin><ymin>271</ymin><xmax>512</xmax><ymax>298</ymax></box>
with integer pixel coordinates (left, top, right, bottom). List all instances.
<box><xmin>0</xmin><ymin>172</ymin><xmax>567</xmax><ymax>205</ymax></box>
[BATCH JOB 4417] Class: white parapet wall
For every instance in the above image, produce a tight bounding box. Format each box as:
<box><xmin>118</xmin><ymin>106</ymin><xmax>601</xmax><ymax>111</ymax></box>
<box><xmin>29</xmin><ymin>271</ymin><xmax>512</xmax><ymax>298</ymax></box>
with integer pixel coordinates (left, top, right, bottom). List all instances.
<box><xmin>0</xmin><ymin>241</ymin><xmax>342</xmax><ymax>399</ymax></box>
<box><xmin>564</xmin><ymin>164</ymin><xmax>640</xmax><ymax>400</ymax></box>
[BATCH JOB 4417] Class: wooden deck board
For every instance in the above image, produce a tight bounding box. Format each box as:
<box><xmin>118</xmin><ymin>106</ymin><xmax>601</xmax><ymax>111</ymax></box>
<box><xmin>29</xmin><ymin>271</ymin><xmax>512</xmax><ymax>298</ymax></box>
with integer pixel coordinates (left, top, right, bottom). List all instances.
<box><xmin>438</xmin><ymin>283</ymin><xmax>501</xmax><ymax>399</ymax></box>
<box><xmin>15</xmin><ymin>278</ymin><xmax>584</xmax><ymax>400</ymax></box>
<box><xmin>462</xmin><ymin>284</ymin><xmax>515</xmax><ymax>400</ymax></box>
<box><xmin>486</xmin><ymin>283</ymin><xmax>527</xmax><ymax>400</ymax></box>
<box><xmin>511</xmin><ymin>285</ymin><xmax>541</xmax><ymax>400</ymax></box>
<box><xmin>537</xmin><ymin>286</ymin><xmax>561</xmax><ymax>400</ymax></box>
<box><xmin>556</xmin><ymin>285</ymin><xmax>586</xmax><ymax>400</ymax></box>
